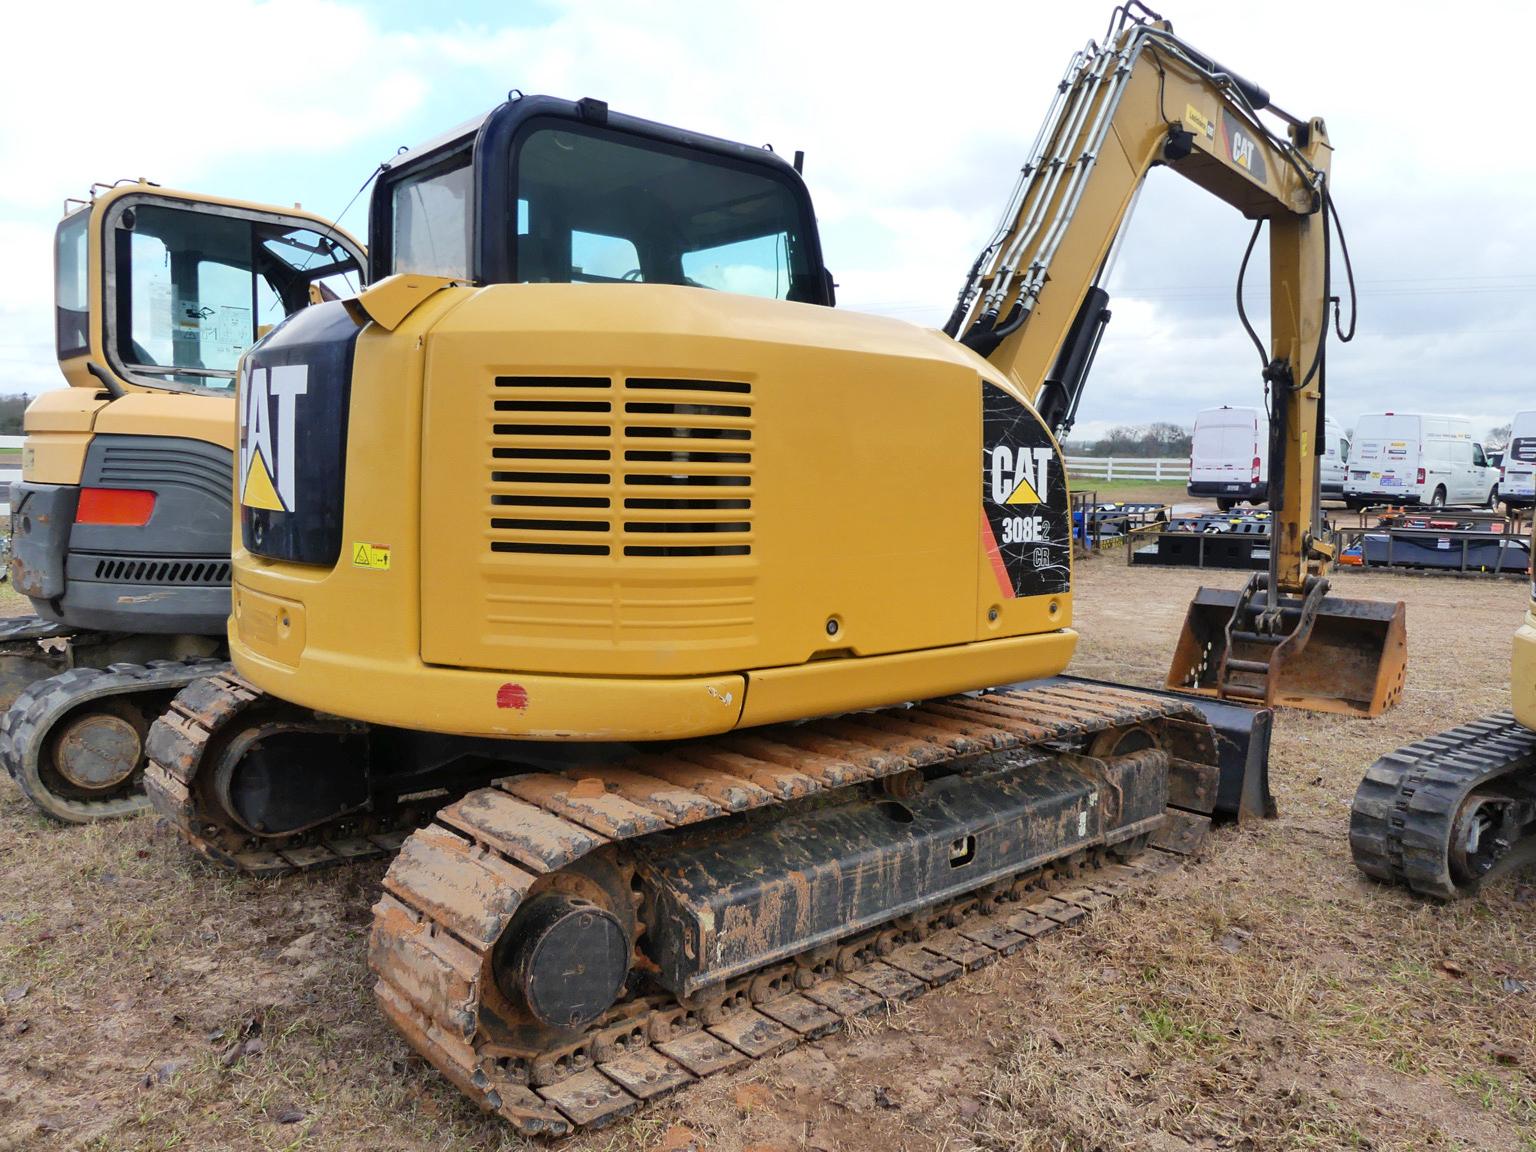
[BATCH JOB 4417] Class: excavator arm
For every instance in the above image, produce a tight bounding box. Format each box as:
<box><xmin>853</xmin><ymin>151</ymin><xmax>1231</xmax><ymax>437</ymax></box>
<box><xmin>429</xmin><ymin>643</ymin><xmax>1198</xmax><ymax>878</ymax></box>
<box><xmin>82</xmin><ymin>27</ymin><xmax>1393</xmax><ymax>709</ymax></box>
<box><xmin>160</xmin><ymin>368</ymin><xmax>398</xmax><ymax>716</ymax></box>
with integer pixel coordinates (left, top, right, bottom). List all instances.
<box><xmin>947</xmin><ymin>7</ymin><xmax>1405</xmax><ymax>716</ymax></box>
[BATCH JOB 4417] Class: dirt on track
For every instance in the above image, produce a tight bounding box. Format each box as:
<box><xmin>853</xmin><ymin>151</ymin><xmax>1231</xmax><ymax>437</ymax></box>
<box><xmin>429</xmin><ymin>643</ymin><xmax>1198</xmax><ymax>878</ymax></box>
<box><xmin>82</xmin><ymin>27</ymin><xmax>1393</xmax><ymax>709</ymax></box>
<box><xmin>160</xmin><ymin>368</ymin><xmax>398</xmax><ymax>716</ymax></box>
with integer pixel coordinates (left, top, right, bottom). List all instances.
<box><xmin>0</xmin><ymin>560</ymin><xmax>1533</xmax><ymax>1152</ymax></box>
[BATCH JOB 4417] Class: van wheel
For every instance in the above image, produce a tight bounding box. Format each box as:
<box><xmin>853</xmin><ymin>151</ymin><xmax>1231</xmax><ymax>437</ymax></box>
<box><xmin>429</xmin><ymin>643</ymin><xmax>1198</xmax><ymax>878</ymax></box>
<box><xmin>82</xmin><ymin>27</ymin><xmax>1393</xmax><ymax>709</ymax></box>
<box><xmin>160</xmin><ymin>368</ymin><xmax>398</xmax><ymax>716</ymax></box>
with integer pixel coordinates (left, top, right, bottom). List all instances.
<box><xmin>1216</xmin><ymin>498</ymin><xmax>1236</xmax><ymax>512</ymax></box>
<box><xmin>1487</xmin><ymin>485</ymin><xmax>1500</xmax><ymax>510</ymax></box>
<box><xmin>1429</xmin><ymin>486</ymin><xmax>1447</xmax><ymax>509</ymax></box>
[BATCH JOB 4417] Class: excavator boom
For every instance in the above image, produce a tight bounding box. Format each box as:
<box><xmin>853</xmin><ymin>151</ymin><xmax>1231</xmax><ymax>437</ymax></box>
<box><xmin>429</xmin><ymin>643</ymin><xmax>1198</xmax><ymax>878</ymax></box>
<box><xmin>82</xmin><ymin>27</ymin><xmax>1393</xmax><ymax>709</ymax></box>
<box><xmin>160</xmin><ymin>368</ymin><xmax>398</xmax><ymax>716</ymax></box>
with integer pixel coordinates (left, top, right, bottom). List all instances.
<box><xmin>947</xmin><ymin>10</ymin><xmax>1403</xmax><ymax>716</ymax></box>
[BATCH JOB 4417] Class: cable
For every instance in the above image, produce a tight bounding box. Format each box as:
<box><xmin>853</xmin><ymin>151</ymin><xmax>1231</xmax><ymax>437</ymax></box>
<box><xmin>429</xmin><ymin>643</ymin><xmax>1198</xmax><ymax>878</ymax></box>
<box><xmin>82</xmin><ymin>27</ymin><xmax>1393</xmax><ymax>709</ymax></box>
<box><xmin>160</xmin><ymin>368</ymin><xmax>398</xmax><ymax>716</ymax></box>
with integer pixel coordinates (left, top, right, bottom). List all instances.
<box><xmin>1235</xmin><ymin>218</ymin><xmax>1269</xmax><ymax>371</ymax></box>
<box><xmin>1146</xmin><ymin>43</ymin><xmax>1176</xmax><ymax>128</ymax></box>
<box><xmin>1328</xmin><ymin>188</ymin><xmax>1358</xmax><ymax>343</ymax></box>
<box><xmin>295</xmin><ymin>160</ymin><xmax>389</xmax><ymax>285</ymax></box>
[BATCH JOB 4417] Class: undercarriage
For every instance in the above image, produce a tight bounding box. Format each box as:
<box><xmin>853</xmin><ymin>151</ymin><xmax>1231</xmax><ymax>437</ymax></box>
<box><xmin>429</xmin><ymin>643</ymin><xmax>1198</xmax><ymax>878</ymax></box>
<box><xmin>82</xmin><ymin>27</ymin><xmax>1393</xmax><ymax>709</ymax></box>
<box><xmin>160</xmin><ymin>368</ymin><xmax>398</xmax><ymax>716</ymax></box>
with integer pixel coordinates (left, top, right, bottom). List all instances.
<box><xmin>142</xmin><ymin>673</ymin><xmax>1251</xmax><ymax>1135</ymax></box>
<box><xmin>1351</xmin><ymin>710</ymin><xmax>1536</xmax><ymax>899</ymax></box>
<box><xmin>0</xmin><ymin>615</ymin><xmax>225</xmax><ymax>822</ymax></box>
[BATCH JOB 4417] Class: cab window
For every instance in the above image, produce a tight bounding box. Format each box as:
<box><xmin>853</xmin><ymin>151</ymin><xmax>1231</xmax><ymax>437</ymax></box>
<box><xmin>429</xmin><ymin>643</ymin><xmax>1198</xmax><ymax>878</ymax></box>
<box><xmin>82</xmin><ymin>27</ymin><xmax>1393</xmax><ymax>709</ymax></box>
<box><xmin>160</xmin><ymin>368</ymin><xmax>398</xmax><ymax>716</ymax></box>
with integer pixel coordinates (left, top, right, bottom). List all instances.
<box><xmin>392</xmin><ymin>155</ymin><xmax>471</xmax><ymax>278</ymax></box>
<box><xmin>511</xmin><ymin>123</ymin><xmax>818</xmax><ymax>301</ymax></box>
<box><xmin>55</xmin><ymin>211</ymin><xmax>89</xmax><ymax>357</ymax></box>
<box><xmin>111</xmin><ymin>203</ymin><xmax>361</xmax><ymax>393</ymax></box>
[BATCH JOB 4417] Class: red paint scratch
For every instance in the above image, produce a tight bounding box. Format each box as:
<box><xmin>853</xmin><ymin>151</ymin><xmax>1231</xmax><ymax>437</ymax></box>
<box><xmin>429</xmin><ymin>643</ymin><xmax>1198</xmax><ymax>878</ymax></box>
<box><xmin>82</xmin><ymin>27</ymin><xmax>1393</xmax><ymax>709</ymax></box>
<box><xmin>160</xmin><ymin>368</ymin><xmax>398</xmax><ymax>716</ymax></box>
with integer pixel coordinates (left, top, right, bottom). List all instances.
<box><xmin>496</xmin><ymin>683</ymin><xmax>529</xmax><ymax>710</ymax></box>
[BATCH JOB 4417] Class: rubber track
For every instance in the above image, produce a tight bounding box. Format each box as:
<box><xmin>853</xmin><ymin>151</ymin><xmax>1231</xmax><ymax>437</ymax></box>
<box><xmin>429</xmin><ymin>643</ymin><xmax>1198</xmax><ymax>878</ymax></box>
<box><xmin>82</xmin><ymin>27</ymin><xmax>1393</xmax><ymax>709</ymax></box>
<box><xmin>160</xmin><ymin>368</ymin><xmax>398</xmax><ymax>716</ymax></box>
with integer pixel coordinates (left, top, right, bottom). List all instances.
<box><xmin>3</xmin><ymin>657</ymin><xmax>230</xmax><ymax>822</ymax></box>
<box><xmin>1350</xmin><ymin>709</ymin><xmax>1536</xmax><ymax>898</ymax></box>
<box><xmin>371</xmin><ymin>681</ymin><xmax>1215</xmax><ymax>1136</ymax></box>
<box><xmin>0</xmin><ymin>614</ymin><xmax>74</xmax><ymax>646</ymax></box>
<box><xmin>144</xmin><ymin>671</ymin><xmax>414</xmax><ymax>872</ymax></box>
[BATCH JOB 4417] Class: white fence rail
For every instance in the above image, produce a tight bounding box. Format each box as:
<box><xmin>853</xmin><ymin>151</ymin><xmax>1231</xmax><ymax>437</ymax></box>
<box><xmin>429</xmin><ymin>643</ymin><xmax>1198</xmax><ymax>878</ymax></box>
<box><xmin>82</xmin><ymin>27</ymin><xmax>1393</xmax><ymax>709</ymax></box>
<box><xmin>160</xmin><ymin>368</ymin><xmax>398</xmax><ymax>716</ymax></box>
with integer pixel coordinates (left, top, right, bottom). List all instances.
<box><xmin>0</xmin><ymin>435</ymin><xmax>19</xmax><ymax>517</ymax></box>
<box><xmin>1065</xmin><ymin>456</ymin><xmax>1185</xmax><ymax>483</ymax></box>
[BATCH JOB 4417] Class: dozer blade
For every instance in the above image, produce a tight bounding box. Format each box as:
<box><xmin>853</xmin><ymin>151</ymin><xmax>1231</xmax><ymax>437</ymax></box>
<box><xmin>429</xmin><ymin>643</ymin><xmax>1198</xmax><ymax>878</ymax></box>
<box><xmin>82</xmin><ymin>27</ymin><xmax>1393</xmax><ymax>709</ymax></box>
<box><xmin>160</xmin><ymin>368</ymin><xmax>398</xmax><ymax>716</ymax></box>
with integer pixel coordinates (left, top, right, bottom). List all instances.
<box><xmin>1165</xmin><ymin>574</ymin><xmax>1406</xmax><ymax>718</ymax></box>
<box><xmin>1023</xmin><ymin>675</ymin><xmax>1274</xmax><ymax>822</ymax></box>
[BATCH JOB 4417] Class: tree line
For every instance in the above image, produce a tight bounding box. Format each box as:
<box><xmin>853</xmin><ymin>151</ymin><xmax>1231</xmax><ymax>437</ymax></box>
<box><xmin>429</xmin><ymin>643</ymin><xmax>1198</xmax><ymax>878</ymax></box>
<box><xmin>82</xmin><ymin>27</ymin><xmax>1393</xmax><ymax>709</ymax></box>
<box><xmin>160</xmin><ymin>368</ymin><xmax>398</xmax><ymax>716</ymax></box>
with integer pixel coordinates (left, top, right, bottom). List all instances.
<box><xmin>1063</xmin><ymin>421</ymin><xmax>1193</xmax><ymax>458</ymax></box>
<box><xmin>0</xmin><ymin>394</ymin><xmax>28</xmax><ymax>436</ymax></box>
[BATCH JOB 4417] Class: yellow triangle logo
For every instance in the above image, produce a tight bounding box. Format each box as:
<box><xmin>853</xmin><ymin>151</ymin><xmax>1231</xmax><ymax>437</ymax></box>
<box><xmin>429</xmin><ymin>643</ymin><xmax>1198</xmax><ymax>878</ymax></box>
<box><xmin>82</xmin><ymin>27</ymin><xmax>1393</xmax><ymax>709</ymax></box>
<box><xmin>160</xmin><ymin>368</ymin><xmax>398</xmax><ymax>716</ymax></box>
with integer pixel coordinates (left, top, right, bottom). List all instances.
<box><xmin>353</xmin><ymin>543</ymin><xmax>371</xmax><ymax>566</ymax></box>
<box><xmin>1005</xmin><ymin>474</ymin><xmax>1041</xmax><ymax>505</ymax></box>
<box><xmin>241</xmin><ymin>451</ymin><xmax>285</xmax><ymax>511</ymax></box>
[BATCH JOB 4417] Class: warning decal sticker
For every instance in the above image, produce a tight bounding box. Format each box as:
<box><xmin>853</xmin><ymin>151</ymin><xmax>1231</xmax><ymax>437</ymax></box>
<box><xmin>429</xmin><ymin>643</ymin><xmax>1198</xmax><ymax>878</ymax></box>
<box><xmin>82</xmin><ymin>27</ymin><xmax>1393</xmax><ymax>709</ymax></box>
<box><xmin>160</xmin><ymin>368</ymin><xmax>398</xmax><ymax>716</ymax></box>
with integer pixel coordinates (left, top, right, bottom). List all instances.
<box><xmin>982</xmin><ymin>380</ymin><xmax>1071</xmax><ymax>599</ymax></box>
<box><xmin>352</xmin><ymin>542</ymin><xmax>392</xmax><ymax>571</ymax></box>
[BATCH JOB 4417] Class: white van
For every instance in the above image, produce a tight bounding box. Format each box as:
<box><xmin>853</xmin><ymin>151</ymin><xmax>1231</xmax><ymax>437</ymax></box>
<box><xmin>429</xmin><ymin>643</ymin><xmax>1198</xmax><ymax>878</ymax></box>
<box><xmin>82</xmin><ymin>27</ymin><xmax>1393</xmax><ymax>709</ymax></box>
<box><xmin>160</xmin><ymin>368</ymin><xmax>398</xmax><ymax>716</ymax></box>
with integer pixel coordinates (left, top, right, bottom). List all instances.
<box><xmin>1502</xmin><ymin>410</ymin><xmax>1536</xmax><ymax>509</ymax></box>
<box><xmin>1188</xmin><ymin>406</ymin><xmax>1267</xmax><ymax>510</ymax></box>
<box><xmin>1320</xmin><ymin>416</ymin><xmax>1348</xmax><ymax>497</ymax></box>
<box><xmin>1343</xmin><ymin>413</ymin><xmax>1499</xmax><ymax>509</ymax></box>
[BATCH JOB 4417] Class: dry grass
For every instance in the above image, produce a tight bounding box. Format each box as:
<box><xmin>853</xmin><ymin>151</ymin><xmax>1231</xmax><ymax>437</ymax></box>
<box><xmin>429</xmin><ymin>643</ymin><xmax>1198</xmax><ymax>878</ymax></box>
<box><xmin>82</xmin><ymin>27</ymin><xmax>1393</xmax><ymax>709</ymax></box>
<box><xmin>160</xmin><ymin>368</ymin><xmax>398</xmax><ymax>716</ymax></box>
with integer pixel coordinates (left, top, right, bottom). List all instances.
<box><xmin>0</xmin><ymin>560</ymin><xmax>1533</xmax><ymax>1150</ymax></box>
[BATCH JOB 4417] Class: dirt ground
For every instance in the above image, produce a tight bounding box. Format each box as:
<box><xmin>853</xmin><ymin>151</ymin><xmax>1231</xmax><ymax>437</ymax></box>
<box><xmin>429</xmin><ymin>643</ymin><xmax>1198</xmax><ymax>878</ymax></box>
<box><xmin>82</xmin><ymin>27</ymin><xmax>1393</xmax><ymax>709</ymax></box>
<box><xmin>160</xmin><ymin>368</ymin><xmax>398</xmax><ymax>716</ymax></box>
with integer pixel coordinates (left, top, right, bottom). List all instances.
<box><xmin>1</xmin><ymin>561</ymin><xmax>1533</xmax><ymax>1152</ymax></box>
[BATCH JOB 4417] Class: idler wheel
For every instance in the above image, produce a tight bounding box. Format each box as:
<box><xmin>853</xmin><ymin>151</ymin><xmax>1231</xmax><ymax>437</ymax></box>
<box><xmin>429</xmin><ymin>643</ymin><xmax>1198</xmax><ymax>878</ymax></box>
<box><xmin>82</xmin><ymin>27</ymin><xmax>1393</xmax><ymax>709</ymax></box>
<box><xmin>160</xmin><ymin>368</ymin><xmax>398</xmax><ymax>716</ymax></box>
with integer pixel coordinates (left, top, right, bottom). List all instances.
<box><xmin>497</xmin><ymin>894</ymin><xmax>630</xmax><ymax>1031</ymax></box>
<box><xmin>47</xmin><ymin>702</ymin><xmax>146</xmax><ymax>792</ymax></box>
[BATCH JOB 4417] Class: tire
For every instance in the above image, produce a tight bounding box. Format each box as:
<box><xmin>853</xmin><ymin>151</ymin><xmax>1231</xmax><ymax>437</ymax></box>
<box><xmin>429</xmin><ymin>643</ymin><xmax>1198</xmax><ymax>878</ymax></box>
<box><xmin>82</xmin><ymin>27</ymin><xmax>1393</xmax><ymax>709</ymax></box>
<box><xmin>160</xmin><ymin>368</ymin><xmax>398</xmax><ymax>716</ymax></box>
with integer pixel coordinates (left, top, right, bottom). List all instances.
<box><xmin>1429</xmin><ymin>486</ymin><xmax>1446</xmax><ymax>510</ymax></box>
<box><xmin>1216</xmin><ymin>498</ymin><xmax>1236</xmax><ymax>512</ymax></box>
<box><xmin>1487</xmin><ymin>485</ymin><xmax>1500</xmax><ymax>510</ymax></box>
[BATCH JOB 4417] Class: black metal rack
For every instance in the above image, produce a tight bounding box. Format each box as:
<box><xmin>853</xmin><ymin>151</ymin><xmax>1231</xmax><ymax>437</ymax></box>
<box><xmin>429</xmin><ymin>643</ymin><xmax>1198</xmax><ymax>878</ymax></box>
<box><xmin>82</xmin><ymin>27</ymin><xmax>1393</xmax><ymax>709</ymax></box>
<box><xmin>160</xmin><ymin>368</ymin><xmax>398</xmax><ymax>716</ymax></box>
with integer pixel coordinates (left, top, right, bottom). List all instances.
<box><xmin>1128</xmin><ymin>509</ymin><xmax>1274</xmax><ymax>570</ymax></box>
<box><xmin>1337</xmin><ymin>507</ymin><xmax>1531</xmax><ymax>576</ymax></box>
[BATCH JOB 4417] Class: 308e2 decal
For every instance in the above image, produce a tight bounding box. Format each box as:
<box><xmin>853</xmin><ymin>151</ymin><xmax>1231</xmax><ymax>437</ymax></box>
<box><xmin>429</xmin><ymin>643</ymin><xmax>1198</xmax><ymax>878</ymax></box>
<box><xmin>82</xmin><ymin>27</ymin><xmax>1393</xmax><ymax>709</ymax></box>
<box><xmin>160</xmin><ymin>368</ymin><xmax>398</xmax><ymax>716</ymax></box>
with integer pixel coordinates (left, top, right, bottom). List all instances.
<box><xmin>981</xmin><ymin>381</ymin><xmax>1071</xmax><ymax>599</ymax></box>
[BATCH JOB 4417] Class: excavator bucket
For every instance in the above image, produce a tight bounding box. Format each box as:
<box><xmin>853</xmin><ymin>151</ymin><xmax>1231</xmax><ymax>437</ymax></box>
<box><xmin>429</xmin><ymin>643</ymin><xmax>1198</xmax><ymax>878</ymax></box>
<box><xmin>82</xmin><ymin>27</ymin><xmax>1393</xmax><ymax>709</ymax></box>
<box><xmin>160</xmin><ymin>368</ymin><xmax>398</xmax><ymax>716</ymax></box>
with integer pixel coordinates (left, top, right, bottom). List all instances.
<box><xmin>1166</xmin><ymin>574</ymin><xmax>1407</xmax><ymax>718</ymax></box>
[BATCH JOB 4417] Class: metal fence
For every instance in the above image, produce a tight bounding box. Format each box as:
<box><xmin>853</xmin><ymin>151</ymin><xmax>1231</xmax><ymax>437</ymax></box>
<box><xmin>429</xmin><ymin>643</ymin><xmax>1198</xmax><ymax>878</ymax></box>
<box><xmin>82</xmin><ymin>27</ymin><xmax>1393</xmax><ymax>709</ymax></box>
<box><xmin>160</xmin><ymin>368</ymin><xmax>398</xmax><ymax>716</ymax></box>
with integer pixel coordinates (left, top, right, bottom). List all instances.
<box><xmin>1064</xmin><ymin>456</ymin><xmax>1184</xmax><ymax>482</ymax></box>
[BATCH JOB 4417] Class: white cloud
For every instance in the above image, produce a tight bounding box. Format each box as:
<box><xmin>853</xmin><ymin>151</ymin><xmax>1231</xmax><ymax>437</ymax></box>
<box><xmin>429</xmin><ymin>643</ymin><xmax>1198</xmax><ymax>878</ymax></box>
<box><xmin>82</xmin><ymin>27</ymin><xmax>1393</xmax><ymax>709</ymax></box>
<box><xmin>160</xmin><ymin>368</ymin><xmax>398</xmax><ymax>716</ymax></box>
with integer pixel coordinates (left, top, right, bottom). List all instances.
<box><xmin>1</xmin><ymin>2</ymin><xmax>426</xmax><ymax>204</ymax></box>
<box><xmin>4</xmin><ymin>0</ymin><xmax>1533</xmax><ymax>441</ymax></box>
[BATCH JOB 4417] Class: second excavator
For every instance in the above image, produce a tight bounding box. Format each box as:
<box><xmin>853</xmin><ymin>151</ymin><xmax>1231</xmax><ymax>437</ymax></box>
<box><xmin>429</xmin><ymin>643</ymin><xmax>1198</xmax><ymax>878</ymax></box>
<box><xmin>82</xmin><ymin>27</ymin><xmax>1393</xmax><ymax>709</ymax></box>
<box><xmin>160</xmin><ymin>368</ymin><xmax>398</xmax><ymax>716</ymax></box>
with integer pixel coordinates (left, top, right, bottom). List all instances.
<box><xmin>1351</xmin><ymin>517</ymin><xmax>1536</xmax><ymax>899</ymax></box>
<box><xmin>144</xmin><ymin>5</ymin><xmax>1403</xmax><ymax>1134</ymax></box>
<box><xmin>3</xmin><ymin>182</ymin><xmax>364</xmax><ymax>821</ymax></box>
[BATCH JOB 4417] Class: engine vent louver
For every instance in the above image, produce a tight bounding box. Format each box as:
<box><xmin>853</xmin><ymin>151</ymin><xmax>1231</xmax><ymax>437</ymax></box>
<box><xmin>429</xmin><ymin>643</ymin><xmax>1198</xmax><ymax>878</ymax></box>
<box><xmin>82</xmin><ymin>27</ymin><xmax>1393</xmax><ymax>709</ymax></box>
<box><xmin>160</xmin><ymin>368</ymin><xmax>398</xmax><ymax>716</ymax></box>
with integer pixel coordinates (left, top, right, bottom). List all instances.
<box><xmin>487</xmin><ymin>375</ymin><xmax>754</xmax><ymax>559</ymax></box>
<box><xmin>96</xmin><ymin>440</ymin><xmax>233</xmax><ymax>505</ymax></box>
<box><xmin>88</xmin><ymin>556</ymin><xmax>231</xmax><ymax>586</ymax></box>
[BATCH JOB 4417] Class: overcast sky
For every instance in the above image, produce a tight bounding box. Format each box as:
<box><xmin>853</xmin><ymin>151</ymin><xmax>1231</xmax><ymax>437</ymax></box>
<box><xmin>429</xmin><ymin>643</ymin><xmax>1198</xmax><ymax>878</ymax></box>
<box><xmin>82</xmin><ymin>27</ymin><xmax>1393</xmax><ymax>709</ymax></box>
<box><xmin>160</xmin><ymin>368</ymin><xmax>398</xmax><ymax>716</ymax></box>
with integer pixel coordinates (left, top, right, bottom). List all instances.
<box><xmin>4</xmin><ymin>0</ymin><xmax>1531</xmax><ymax>443</ymax></box>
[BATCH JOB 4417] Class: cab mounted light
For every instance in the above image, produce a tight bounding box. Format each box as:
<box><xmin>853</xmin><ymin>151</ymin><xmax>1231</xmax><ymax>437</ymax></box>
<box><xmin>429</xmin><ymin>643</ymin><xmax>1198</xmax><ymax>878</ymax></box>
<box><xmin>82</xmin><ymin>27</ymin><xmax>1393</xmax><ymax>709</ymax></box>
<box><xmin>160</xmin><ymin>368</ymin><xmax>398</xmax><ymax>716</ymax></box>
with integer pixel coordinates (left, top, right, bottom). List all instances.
<box><xmin>75</xmin><ymin>487</ymin><xmax>155</xmax><ymax>526</ymax></box>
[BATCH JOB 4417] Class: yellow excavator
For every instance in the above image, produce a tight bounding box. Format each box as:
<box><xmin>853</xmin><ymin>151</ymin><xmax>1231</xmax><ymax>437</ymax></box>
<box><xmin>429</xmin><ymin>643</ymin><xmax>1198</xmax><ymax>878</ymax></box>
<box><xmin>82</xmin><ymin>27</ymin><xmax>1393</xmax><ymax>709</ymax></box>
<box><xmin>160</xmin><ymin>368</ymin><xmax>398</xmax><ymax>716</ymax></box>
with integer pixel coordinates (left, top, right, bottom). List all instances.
<box><xmin>141</xmin><ymin>5</ymin><xmax>1403</xmax><ymax>1134</ymax></box>
<box><xmin>2</xmin><ymin>182</ymin><xmax>363</xmax><ymax>820</ymax></box>
<box><xmin>1351</xmin><ymin>521</ymin><xmax>1536</xmax><ymax>897</ymax></box>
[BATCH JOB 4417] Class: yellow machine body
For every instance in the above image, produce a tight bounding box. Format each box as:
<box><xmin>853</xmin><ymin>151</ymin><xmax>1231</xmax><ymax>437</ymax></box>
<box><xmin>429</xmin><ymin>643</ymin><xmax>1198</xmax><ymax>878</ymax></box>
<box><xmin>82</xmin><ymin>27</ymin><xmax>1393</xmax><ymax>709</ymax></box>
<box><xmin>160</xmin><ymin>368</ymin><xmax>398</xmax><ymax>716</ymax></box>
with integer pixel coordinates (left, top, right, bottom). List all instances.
<box><xmin>229</xmin><ymin>19</ymin><xmax>1404</xmax><ymax>740</ymax></box>
<box><xmin>232</xmin><ymin>283</ymin><xmax>1076</xmax><ymax>739</ymax></box>
<box><xmin>1514</xmin><ymin>551</ymin><xmax>1536</xmax><ymax>730</ymax></box>
<box><xmin>22</xmin><ymin>388</ymin><xmax>233</xmax><ymax>485</ymax></box>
